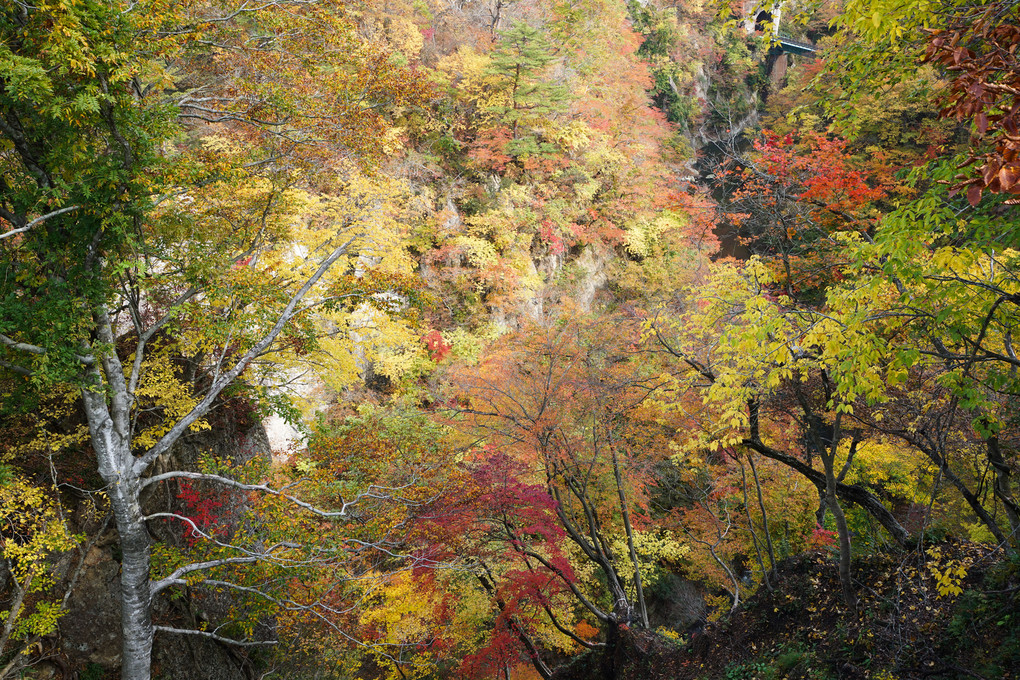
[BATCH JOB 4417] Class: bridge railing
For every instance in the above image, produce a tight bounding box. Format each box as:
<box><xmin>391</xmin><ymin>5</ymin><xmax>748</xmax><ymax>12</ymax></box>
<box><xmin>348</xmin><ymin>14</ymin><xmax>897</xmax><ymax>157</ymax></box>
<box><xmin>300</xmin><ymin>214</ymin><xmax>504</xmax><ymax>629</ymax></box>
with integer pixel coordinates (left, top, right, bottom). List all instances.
<box><xmin>775</xmin><ymin>33</ymin><xmax>819</xmax><ymax>54</ymax></box>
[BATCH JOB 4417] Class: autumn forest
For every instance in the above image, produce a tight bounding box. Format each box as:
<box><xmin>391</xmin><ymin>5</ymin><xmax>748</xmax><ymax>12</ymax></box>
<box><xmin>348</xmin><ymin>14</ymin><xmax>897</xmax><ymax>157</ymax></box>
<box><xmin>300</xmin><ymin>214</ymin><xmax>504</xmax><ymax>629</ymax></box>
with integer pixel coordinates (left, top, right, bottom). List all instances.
<box><xmin>1</xmin><ymin>0</ymin><xmax>1019</xmax><ymax>678</ymax></box>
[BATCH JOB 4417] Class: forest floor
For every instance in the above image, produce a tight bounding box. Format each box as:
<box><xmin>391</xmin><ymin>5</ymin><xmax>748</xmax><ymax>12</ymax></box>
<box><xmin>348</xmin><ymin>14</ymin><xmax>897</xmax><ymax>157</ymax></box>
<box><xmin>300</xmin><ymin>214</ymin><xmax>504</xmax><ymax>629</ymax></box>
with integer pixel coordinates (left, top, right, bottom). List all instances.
<box><xmin>555</xmin><ymin>541</ymin><xmax>1020</xmax><ymax>680</ymax></box>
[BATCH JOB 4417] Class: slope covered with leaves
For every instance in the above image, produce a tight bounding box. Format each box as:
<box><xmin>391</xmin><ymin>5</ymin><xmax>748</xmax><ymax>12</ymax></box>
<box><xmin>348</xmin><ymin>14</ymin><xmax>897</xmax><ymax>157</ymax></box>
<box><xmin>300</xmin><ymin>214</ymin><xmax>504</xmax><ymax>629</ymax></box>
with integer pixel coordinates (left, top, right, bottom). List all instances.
<box><xmin>555</xmin><ymin>542</ymin><xmax>1020</xmax><ymax>680</ymax></box>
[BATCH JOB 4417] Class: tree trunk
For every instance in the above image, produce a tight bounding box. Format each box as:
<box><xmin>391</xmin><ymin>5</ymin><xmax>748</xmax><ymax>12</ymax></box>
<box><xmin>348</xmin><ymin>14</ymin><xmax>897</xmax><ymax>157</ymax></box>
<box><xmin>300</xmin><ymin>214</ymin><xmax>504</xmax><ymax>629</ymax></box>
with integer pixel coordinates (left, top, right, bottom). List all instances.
<box><xmin>824</xmin><ymin>473</ymin><xmax>856</xmax><ymax>612</ymax></box>
<box><xmin>610</xmin><ymin>439</ymin><xmax>648</xmax><ymax>627</ymax></box>
<box><xmin>738</xmin><ymin>457</ymin><xmax>770</xmax><ymax>589</ymax></box>
<box><xmin>819</xmin><ymin>415</ymin><xmax>856</xmax><ymax>612</ymax></box>
<box><xmin>549</xmin><ymin>470</ymin><xmax>633</xmax><ymax>625</ymax></box>
<box><xmin>747</xmin><ymin>455</ymin><xmax>777</xmax><ymax>573</ymax></box>
<box><xmin>986</xmin><ymin>435</ymin><xmax>1020</xmax><ymax>548</ymax></box>
<box><xmin>476</xmin><ymin>566</ymin><xmax>553</xmax><ymax>680</ymax></box>
<box><xmin>81</xmin><ymin>309</ymin><xmax>156</xmax><ymax>680</ymax></box>
<box><xmin>600</xmin><ymin>623</ymin><xmax>621</xmax><ymax>680</ymax></box>
<box><xmin>83</xmin><ymin>384</ymin><xmax>155</xmax><ymax>680</ymax></box>
<box><xmin>109</xmin><ymin>480</ymin><xmax>155</xmax><ymax>680</ymax></box>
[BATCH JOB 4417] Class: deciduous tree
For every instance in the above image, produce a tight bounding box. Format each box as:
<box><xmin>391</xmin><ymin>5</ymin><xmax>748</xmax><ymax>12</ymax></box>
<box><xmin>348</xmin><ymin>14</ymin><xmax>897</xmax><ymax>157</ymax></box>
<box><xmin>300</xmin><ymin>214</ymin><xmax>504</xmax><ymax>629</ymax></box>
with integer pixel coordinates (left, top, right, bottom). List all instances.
<box><xmin>443</xmin><ymin>315</ymin><xmax>685</xmax><ymax>674</ymax></box>
<box><xmin>0</xmin><ymin>1</ymin><xmax>427</xmax><ymax>677</ymax></box>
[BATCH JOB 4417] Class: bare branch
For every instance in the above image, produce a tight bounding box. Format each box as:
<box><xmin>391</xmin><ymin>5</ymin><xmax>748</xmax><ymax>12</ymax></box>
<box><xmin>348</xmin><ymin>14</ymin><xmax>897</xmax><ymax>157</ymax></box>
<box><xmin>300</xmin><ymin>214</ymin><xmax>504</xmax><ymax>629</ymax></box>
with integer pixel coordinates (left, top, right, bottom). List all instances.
<box><xmin>154</xmin><ymin>626</ymin><xmax>277</xmax><ymax>646</ymax></box>
<box><xmin>0</xmin><ymin>205</ymin><xmax>80</xmax><ymax>240</ymax></box>
<box><xmin>0</xmin><ymin>359</ymin><xmax>32</xmax><ymax>377</ymax></box>
<box><xmin>133</xmin><ymin>236</ymin><xmax>355</xmax><ymax>475</ymax></box>
<box><xmin>142</xmin><ymin>471</ymin><xmax>353</xmax><ymax>517</ymax></box>
<box><xmin>149</xmin><ymin>541</ymin><xmax>301</xmax><ymax>596</ymax></box>
<box><xmin>0</xmin><ymin>333</ymin><xmax>94</xmax><ymax>365</ymax></box>
<box><xmin>0</xmin><ymin>333</ymin><xmax>46</xmax><ymax>356</ymax></box>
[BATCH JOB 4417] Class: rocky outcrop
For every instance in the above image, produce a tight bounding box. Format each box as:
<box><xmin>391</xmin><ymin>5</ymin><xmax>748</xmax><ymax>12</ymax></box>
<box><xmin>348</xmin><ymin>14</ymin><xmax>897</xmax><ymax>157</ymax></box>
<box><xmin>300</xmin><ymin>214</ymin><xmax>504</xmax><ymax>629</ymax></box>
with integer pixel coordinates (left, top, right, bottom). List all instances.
<box><xmin>58</xmin><ymin>545</ymin><xmax>123</xmax><ymax>670</ymax></box>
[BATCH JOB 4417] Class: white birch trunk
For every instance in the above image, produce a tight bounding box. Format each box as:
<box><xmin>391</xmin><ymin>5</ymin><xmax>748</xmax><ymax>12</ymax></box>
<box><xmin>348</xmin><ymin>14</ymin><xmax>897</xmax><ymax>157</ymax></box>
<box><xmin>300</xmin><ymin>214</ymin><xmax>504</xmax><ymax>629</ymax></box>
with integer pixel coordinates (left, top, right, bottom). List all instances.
<box><xmin>109</xmin><ymin>481</ymin><xmax>155</xmax><ymax>680</ymax></box>
<box><xmin>82</xmin><ymin>356</ymin><xmax>156</xmax><ymax>680</ymax></box>
<box><xmin>71</xmin><ymin>239</ymin><xmax>351</xmax><ymax>679</ymax></box>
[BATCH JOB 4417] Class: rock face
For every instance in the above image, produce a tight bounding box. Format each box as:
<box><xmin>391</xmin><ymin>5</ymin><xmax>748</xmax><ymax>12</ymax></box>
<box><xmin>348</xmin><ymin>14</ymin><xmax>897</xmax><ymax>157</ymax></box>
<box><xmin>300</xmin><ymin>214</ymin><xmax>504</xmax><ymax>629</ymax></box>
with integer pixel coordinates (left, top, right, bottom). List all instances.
<box><xmin>60</xmin><ymin>546</ymin><xmax>123</xmax><ymax>669</ymax></box>
<box><xmin>151</xmin><ymin>615</ymin><xmax>253</xmax><ymax>680</ymax></box>
<box><xmin>646</xmin><ymin>574</ymin><xmax>708</xmax><ymax>633</ymax></box>
<box><xmin>574</xmin><ymin>246</ymin><xmax>611</xmax><ymax>313</ymax></box>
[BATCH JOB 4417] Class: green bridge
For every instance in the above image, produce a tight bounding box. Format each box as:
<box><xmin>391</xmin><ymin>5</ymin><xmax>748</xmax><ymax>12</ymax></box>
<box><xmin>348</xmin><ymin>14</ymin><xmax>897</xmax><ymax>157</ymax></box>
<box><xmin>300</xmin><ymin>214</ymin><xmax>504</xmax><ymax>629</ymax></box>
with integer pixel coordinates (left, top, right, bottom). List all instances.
<box><xmin>776</xmin><ymin>34</ymin><xmax>819</xmax><ymax>56</ymax></box>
